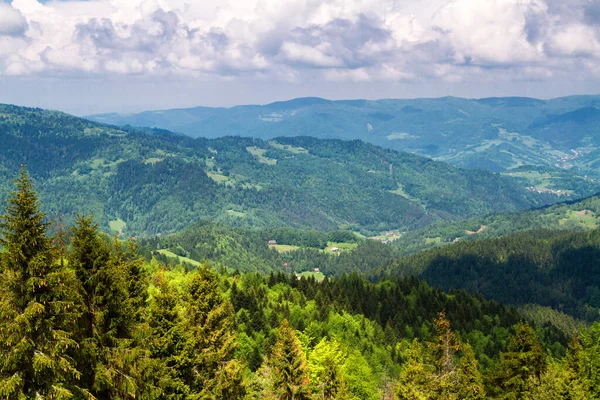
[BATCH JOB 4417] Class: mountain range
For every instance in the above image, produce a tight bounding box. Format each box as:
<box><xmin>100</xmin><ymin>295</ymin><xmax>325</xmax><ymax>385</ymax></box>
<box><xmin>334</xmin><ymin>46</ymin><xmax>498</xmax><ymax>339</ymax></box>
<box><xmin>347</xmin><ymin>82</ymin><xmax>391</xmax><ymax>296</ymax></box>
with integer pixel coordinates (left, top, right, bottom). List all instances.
<box><xmin>0</xmin><ymin>103</ymin><xmax>574</xmax><ymax>237</ymax></box>
<box><xmin>87</xmin><ymin>95</ymin><xmax>600</xmax><ymax>182</ymax></box>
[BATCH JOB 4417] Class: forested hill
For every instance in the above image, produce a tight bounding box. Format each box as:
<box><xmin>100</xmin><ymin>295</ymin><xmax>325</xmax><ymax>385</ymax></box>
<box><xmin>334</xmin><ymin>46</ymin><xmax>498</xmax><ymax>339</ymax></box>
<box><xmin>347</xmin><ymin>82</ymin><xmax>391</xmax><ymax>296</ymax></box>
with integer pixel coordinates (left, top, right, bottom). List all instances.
<box><xmin>392</xmin><ymin>193</ymin><xmax>600</xmax><ymax>256</ymax></box>
<box><xmin>382</xmin><ymin>229</ymin><xmax>600</xmax><ymax>321</ymax></box>
<box><xmin>4</xmin><ymin>170</ymin><xmax>599</xmax><ymax>399</ymax></box>
<box><xmin>0</xmin><ymin>103</ymin><xmax>560</xmax><ymax>236</ymax></box>
<box><xmin>87</xmin><ymin>95</ymin><xmax>600</xmax><ymax>179</ymax></box>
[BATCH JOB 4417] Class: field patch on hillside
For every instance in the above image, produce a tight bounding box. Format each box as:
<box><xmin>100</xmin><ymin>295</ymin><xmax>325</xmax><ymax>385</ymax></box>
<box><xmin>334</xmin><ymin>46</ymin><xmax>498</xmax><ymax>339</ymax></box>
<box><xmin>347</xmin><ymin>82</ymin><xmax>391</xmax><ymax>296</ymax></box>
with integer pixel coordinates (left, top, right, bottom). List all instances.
<box><xmin>156</xmin><ymin>249</ymin><xmax>202</xmax><ymax>267</ymax></box>
<box><xmin>247</xmin><ymin>146</ymin><xmax>277</xmax><ymax>165</ymax></box>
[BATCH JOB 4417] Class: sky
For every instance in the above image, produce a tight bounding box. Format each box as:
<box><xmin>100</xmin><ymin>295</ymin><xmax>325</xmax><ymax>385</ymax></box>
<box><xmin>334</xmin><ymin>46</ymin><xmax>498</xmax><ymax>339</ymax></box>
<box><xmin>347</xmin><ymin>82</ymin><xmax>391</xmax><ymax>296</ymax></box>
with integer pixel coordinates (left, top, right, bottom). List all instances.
<box><xmin>0</xmin><ymin>0</ymin><xmax>599</xmax><ymax>115</ymax></box>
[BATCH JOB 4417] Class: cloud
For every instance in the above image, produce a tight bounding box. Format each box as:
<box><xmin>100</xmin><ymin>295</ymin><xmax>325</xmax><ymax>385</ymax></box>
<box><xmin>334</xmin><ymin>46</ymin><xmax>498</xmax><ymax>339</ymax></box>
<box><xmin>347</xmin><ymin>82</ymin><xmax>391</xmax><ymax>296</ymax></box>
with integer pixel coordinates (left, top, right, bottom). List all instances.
<box><xmin>0</xmin><ymin>0</ymin><xmax>598</xmax><ymax>84</ymax></box>
<box><xmin>0</xmin><ymin>3</ymin><xmax>28</xmax><ymax>36</ymax></box>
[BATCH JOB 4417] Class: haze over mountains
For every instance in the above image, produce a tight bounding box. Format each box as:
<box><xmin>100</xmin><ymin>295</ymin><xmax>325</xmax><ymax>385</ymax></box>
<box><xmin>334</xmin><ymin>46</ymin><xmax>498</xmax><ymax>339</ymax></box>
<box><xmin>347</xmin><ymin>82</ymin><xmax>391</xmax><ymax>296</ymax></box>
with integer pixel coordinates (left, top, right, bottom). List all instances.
<box><xmin>88</xmin><ymin>95</ymin><xmax>600</xmax><ymax>178</ymax></box>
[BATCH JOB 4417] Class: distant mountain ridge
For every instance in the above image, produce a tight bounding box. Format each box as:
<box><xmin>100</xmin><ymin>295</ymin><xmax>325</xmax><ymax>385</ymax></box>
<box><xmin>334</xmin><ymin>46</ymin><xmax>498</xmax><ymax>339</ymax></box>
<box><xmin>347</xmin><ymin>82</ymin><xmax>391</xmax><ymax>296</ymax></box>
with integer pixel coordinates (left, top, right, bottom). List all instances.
<box><xmin>86</xmin><ymin>95</ymin><xmax>600</xmax><ymax>181</ymax></box>
<box><xmin>0</xmin><ymin>103</ymin><xmax>568</xmax><ymax>236</ymax></box>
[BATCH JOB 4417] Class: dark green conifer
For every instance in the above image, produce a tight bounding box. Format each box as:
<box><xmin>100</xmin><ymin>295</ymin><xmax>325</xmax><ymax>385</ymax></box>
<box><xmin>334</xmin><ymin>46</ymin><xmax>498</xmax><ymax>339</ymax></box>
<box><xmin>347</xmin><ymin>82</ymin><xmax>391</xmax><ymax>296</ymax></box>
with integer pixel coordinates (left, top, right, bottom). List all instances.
<box><xmin>0</xmin><ymin>167</ymin><xmax>83</xmax><ymax>398</ymax></box>
<box><xmin>69</xmin><ymin>215</ymin><xmax>149</xmax><ymax>398</ymax></box>
<box><xmin>494</xmin><ymin>322</ymin><xmax>546</xmax><ymax>399</ymax></box>
<box><xmin>180</xmin><ymin>264</ymin><xmax>245</xmax><ymax>399</ymax></box>
<box><xmin>147</xmin><ymin>271</ymin><xmax>188</xmax><ymax>398</ymax></box>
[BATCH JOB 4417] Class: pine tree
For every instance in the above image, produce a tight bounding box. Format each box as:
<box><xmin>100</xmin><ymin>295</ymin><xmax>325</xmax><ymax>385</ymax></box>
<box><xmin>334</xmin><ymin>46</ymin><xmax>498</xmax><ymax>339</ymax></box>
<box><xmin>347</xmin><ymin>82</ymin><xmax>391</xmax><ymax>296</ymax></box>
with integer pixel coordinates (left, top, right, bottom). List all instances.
<box><xmin>493</xmin><ymin>322</ymin><xmax>546</xmax><ymax>399</ymax></box>
<box><xmin>457</xmin><ymin>344</ymin><xmax>486</xmax><ymax>400</ymax></box>
<box><xmin>179</xmin><ymin>264</ymin><xmax>245</xmax><ymax>399</ymax></box>
<box><xmin>147</xmin><ymin>270</ymin><xmax>188</xmax><ymax>398</ymax></box>
<box><xmin>268</xmin><ymin>319</ymin><xmax>310</xmax><ymax>400</ymax></box>
<box><xmin>0</xmin><ymin>167</ymin><xmax>83</xmax><ymax>398</ymax></box>
<box><xmin>69</xmin><ymin>215</ymin><xmax>149</xmax><ymax>398</ymax></box>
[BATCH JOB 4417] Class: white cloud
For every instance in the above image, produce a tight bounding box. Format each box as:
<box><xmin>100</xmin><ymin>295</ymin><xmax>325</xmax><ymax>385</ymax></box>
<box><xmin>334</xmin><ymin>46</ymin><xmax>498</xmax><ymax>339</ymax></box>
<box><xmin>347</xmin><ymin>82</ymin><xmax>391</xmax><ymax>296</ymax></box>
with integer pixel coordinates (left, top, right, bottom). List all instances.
<box><xmin>0</xmin><ymin>0</ymin><xmax>597</xmax><ymax>85</ymax></box>
<box><xmin>0</xmin><ymin>3</ymin><xmax>28</xmax><ymax>37</ymax></box>
<box><xmin>547</xmin><ymin>24</ymin><xmax>600</xmax><ymax>57</ymax></box>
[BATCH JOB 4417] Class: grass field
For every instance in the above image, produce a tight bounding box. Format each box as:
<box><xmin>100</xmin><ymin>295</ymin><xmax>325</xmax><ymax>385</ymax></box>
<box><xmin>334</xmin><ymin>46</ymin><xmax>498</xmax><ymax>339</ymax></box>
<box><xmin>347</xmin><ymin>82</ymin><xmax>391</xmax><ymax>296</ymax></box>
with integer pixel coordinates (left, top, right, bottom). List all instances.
<box><xmin>247</xmin><ymin>146</ymin><xmax>278</xmax><ymax>165</ymax></box>
<box><xmin>269</xmin><ymin>141</ymin><xmax>309</xmax><ymax>154</ymax></box>
<box><xmin>156</xmin><ymin>249</ymin><xmax>202</xmax><ymax>267</ymax></box>
<box><xmin>109</xmin><ymin>218</ymin><xmax>126</xmax><ymax>234</ymax></box>
<box><xmin>206</xmin><ymin>171</ymin><xmax>235</xmax><ymax>186</ymax></box>
<box><xmin>325</xmin><ymin>242</ymin><xmax>358</xmax><ymax>253</ymax></box>
<box><xmin>297</xmin><ymin>271</ymin><xmax>326</xmax><ymax>282</ymax></box>
<box><xmin>559</xmin><ymin>209</ymin><xmax>598</xmax><ymax>228</ymax></box>
<box><xmin>144</xmin><ymin>157</ymin><xmax>164</xmax><ymax>165</ymax></box>
<box><xmin>226</xmin><ymin>209</ymin><xmax>247</xmax><ymax>217</ymax></box>
<box><xmin>269</xmin><ymin>244</ymin><xmax>301</xmax><ymax>253</ymax></box>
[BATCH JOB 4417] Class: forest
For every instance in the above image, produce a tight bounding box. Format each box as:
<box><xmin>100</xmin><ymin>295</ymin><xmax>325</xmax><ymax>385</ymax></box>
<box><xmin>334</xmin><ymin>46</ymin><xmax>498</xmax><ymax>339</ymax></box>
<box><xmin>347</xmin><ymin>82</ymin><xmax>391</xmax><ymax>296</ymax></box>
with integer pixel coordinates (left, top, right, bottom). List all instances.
<box><xmin>383</xmin><ymin>229</ymin><xmax>600</xmax><ymax>321</ymax></box>
<box><xmin>0</xmin><ymin>104</ymin><xmax>564</xmax><ymax>236</ymax></box>
<box><xmin>2</xmin><ymin>169</ymin><xmax>600</xmax><ymax>398</ymax></box>
<box><xmin>391</xmin><ymin>194</ymin><xmax>600</xmax><ymax>256</ymax></box>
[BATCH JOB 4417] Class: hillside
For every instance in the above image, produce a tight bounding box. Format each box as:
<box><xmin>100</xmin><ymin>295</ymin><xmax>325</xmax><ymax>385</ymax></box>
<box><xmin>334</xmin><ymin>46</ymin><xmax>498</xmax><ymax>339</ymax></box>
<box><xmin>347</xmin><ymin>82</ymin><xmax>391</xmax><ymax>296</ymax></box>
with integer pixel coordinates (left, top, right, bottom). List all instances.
<box><xmin>139</xmin><ymin>222</ymin><xmax>400</xmax><ymax>277</ymax></box>
<box><xmin>392</xmin><ymin>194</ymin><xmax>600</xmax><ymax>255</ymax></box>
<box><xmin>0</xmin><ymin>104</ymin><xmax>561</xmax><ymax>236</ymax></box>
<box><xmin>383</xmin><ymin>229</ymin><xmax>600</xmax><ymax>321</ymax></box>
<box><xmin>87</xmin><ymin>95</ymin><xmax>600</xmax><ymax>185</ymax></box>
<box><xmin>1</xmin><ymin>172</ymin><xmax>584</xmax><ymax>399</ymax></box>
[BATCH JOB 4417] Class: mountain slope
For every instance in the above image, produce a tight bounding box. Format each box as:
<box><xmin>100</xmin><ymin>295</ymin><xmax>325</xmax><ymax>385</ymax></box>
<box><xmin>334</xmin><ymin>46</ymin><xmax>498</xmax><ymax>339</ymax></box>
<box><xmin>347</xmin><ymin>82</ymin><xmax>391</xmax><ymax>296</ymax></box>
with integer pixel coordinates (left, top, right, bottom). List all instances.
<box><xmin>0</xmin><ymin>104</ymin><xmax>561</xmax><ymax>236</ymax></box>
<box><xmin>87</xmin><ymin>95</ymin><xmax>600</xmax><ymax>182</ymax></box>
<box><xmin>392</xmin><ymin>194</ymin><xmax>600</xmax><ymax>256</ymax></box>
<box><xmin>383</xmin><ymin>228</ymin><xmax>600</xmax><ymax>321</ymax></box>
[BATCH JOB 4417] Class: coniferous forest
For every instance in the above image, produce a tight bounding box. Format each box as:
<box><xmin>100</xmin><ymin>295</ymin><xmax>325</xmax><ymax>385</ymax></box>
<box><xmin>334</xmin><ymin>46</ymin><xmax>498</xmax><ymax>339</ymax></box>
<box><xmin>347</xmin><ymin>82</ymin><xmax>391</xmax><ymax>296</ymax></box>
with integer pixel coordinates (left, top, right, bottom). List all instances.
<box><xmin>2</xmin><ymin>165</ymin><xmax>600</xmax><ymax>399</ymax></box>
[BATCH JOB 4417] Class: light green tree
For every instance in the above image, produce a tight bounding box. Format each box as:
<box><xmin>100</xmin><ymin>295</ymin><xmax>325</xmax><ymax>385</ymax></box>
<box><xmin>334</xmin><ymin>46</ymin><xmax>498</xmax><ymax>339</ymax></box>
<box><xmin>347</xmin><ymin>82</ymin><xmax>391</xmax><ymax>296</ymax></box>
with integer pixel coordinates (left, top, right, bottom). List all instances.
<box><xmin>307</xmin><ymin>338</ymin><xmax>345</xmax><ymax>399</ymax></box>
<box><xmin>268</xmin><ymin>319</ymin><xmax>310</xmax><ymax>400</ymax></box>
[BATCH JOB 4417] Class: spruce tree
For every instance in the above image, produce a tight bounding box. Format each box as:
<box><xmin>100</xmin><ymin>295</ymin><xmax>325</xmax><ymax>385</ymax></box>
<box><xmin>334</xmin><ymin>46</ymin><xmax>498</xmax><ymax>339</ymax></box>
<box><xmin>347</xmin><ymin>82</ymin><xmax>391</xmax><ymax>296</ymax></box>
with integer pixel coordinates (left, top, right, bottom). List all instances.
<box><xmin>268</xmin><ymin>319</ymin><xmax>310</xmax><ymax>400</ymax></box>
<box><xmin>429</xmin><ymin>311</ymin><xmax>459</xmax><ymax>392</ymax></box>
<box><xmin>457</xmin><ymin>344</ymin><xmax>486</xmax><ymax>400</ymax></box>
<box><xmin>179</xmin><ymin>264</ymin><xmax>245</xmax><ymax>399</ymax></box>
<box><xmin>395</xmin><ymin>339</ymin><xmax>435</xmax><ymax>400</ymax></box>
<box><xmin>493</xmin><ymin>322</ymin><xmax>546</xmax><ymax>399</ymax></box>
<box><xmin>0</xmin><ymin>167</ymin><xmax>83</xmax><ymax>398</ymax></box>
<box><xmin>147</xmin><ymin>271</ymin><xmax>188</xmax><ymax>398</ymax></box>
<box><xmin>69</xmin><ymin>215</ymin><xmax>148</xmax><ymax>398</ymax></box>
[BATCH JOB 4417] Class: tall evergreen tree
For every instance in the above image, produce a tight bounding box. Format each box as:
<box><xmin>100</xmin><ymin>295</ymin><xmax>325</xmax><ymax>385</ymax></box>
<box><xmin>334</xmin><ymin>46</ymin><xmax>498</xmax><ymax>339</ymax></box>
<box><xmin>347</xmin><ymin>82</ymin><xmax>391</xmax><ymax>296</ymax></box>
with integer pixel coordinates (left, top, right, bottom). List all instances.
<box><xmin>428</xmin><ymin>311</ymin><xmax>459</xmax><ymax>396</ymax></box>
<box><xmin>268</xmin><ymin>319</ymin><xmax>310</xmax><ymax>400</ymax></box>
<box><xmin>493</xmin><ymin>322</ymin><xmax>546</xmax><ymax>399</ymax></box>
<box><xmin>69</xmin><ymin>215</ymin><xmax>149</xmax><ymax>398</ymax></box>
<box><xmin>179</xmin><ymin>264</ymin><xmax>245</xmax><ymax>399</ymax></box>
<box><xmin>147</xmin><ymin>271</ymin><xmax>188</xmax><ymax>398</ymax></box>
<box><xmin>0</xmin><ymin>167</ymin><xmax>83</xmax><ymax>398</ymax></box>
<box><xmin>457</xmin><ymin>344</ymin><xmax>486</xmax><ymax>400</ymax></box>
<box><xmin>395</xmin><ymin>339</ymin><xmax>435</xmax><ymax>400</ymax></box>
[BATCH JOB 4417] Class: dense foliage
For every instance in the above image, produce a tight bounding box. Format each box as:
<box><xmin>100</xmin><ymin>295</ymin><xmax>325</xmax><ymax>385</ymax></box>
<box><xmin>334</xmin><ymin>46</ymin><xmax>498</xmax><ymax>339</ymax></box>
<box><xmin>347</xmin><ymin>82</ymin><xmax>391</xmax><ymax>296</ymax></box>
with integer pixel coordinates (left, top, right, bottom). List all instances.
<box><xmin>0</xmin><ymin>104</ymin><xmax>561</xmax><ymax>237</ymax></box>
<box><xmin>2</xmin><ymin>170</ymin><xmax>600</xmax><ymax>398</ymax></box>
<box><xmin>392</xmin><ymin>194</ymin><xmax>600</xmax><ymax>256</ymax></box>
<box><xmin>139</xmin><ymin>221</ymin><xmax>399</xmax><ymax>276</ymax></box>
<box><xmin>385</xmin><ymin>229</ymin><xmax>600</xmax><ymax>321</ymax></box>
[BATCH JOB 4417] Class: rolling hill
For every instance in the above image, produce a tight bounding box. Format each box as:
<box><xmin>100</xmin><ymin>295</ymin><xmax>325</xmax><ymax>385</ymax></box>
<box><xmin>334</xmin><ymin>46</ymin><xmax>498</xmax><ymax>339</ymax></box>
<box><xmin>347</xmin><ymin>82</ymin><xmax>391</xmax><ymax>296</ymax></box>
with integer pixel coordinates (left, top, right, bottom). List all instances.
<box><xmin>87</xmin><ymin>95</ymin><xmax>600</xmax><ymax>184</ymax></box>
<box><xmin>391</xmin><ymin>193</ymin><xmax>600</xmax><ymax>256</ymax></box>
<box><xmin>382</xmin><ymin>229</ymin><xmax>600</xmax><ymax>321</ymax></box>
<box><xmin>0</xmin><ymin>103</ymin><xmax>565</xmax><ymax>236</ymax></box>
